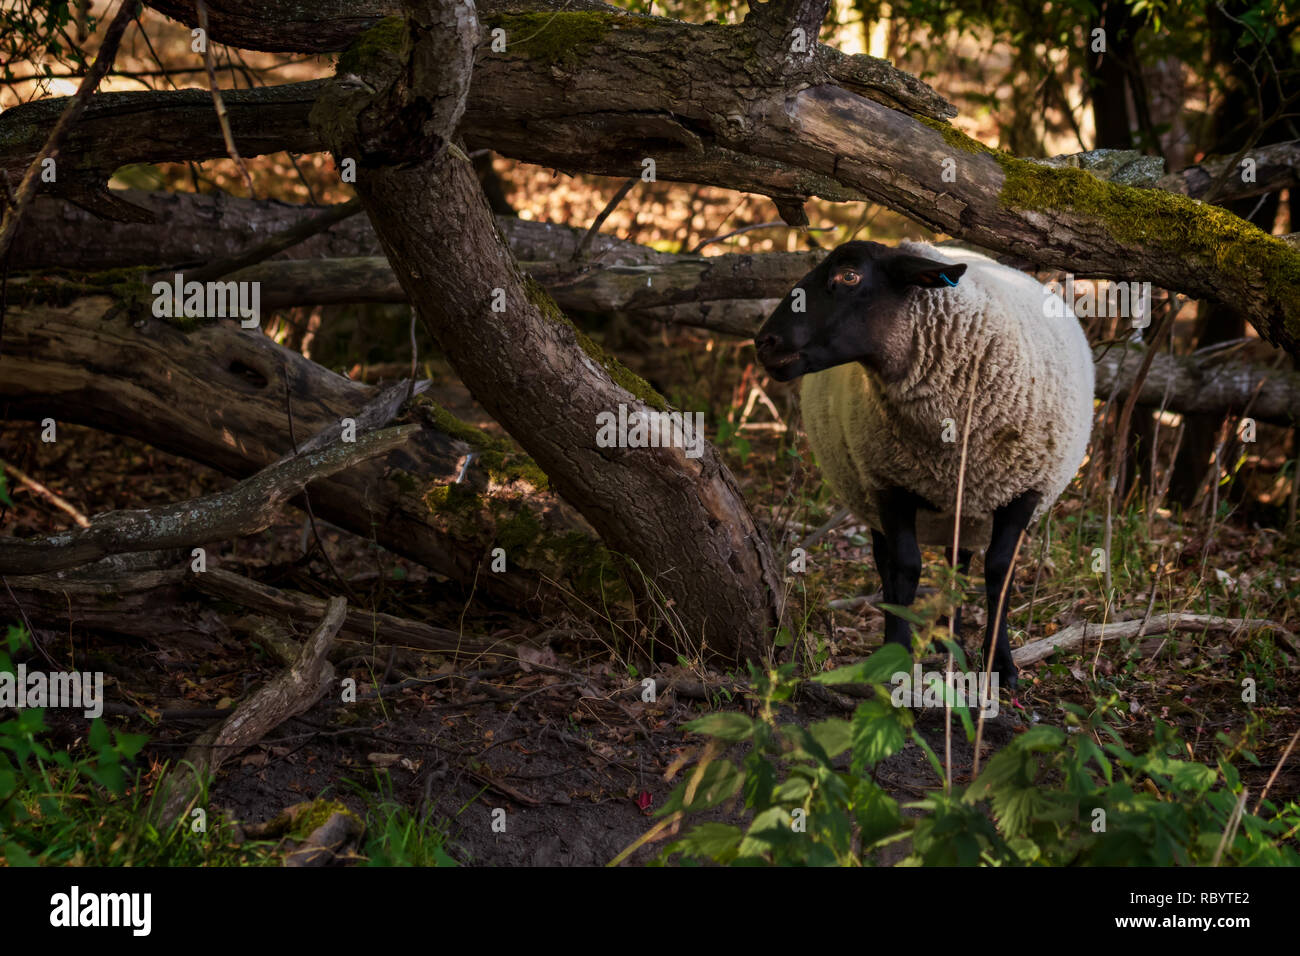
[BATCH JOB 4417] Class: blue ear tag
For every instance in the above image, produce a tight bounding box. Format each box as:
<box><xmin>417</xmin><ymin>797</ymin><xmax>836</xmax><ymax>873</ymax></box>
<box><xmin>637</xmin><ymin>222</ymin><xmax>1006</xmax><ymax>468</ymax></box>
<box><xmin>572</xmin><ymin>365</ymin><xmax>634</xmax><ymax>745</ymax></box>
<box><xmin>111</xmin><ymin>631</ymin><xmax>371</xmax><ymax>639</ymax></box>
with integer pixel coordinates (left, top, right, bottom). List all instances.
<box><xmin>939</xmin><ymin>272</ymin><xmax>958</xmax><ymax>287</ymax></box>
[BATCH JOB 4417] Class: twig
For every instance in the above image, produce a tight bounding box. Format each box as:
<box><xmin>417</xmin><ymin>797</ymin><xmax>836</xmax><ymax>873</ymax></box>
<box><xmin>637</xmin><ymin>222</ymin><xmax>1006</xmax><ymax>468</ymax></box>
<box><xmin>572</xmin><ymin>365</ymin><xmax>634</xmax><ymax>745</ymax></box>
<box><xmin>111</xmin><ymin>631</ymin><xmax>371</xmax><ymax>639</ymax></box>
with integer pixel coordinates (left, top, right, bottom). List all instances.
<box><xmin>973</xmin><ymin>531</ymin><xmax>1022</xmax><ymax>781</ymax></box>
<box><xmin>0</xmin><ymin>457</ymin><xmax>90</xmax><ymax>527</ymax></box>
<box><xmin>572</xmin><ymin>178</ymin><xmax>637</xmax><ymax>261</ymax></box>
<box><xmin>1112</xmin><ymin>302</ymin><xmax>1175</xmax><ymax>502</ymax></box>
<box><xmin>799</xmin><ymin>506</ymin><xmax>851</xmax><ymax>550</ymax></box>
<box><xmin>690</xmin><ymin>221</ymin><xmax>836</xmax><ymax>254</ymax></box>
<box><xmin>1254</xmin><ymin>725</ymin><xmax>1300</xmax><ymax>815</ymax></box>
<box><xmin>1212</xmin><ymin>787</ymin><xmax>1249</xmax><ymax>867</ymax></box>
<box><xmin>195</xmin><ymin>0</ymin><xmax>256</xmax><ymax>198</ymax></box>
<box><xmin>948</xmin><ymin>352</ymin><xmax>981</xmax><ymax>790</ymax></box>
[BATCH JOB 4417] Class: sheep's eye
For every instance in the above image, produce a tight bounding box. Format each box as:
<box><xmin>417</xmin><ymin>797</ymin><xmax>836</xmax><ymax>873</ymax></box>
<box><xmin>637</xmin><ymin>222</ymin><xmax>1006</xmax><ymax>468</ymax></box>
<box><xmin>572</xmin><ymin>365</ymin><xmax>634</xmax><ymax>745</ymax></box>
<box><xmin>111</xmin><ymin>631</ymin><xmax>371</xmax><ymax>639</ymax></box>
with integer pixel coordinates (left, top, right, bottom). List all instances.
<box><xmin>834</xmin><ymin>269</ymin><xmax>861</xmax><ymax>287</ymax></box>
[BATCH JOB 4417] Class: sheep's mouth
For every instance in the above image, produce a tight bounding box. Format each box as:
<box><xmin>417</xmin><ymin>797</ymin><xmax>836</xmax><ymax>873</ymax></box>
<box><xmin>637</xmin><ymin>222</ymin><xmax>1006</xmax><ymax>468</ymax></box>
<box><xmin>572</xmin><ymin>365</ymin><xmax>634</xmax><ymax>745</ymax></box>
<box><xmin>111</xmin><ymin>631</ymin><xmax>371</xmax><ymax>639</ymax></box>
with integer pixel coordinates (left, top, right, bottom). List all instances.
<box><xmin>762</xmin><ymin>350</ymin><xmax>801</xmax><ymax>370</ymax></box>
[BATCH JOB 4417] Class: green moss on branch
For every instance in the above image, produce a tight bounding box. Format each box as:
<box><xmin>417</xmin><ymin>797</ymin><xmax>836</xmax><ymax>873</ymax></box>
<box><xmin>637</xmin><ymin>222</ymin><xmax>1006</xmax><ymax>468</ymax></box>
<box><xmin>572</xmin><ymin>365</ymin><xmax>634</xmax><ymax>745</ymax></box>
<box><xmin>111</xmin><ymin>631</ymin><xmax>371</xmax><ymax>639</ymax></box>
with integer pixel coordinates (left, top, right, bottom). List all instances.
<box><xmin>484</xmin><ymin>12</ymin><xmax>630</xmax><ymax>69</ymax></box>
<box><xmin>414</xmin><ymin>399</ymin><xmax>549</xmax><ymax>489</ymax></box>
<box><xmin>336</xmin><ymin>15</ymin><xmax>409</xmax><ymax>75</ymax></box>
<box><xmin>914</xmin><ymin>116</ymin><xmax>1300</xmax><ymax>340</ymax></box>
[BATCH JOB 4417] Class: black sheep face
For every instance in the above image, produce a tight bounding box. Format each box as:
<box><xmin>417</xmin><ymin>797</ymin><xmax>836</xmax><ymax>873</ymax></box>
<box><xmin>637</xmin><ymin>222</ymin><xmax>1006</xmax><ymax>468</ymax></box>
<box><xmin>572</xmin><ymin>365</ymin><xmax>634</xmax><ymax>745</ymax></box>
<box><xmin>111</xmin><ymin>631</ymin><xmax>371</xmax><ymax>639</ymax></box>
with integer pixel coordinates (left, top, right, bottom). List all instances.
<box><xmin>753</xmin><ymin>241</ymin><xmax>967</xmax><ymax>384</ymax></box>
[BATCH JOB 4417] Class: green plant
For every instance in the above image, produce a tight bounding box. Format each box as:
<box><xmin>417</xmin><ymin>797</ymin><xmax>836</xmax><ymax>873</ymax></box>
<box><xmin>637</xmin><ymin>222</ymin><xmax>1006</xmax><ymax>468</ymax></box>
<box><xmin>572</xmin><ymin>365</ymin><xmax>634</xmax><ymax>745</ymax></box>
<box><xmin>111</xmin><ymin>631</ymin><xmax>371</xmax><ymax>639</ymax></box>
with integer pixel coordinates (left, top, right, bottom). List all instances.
<box><xmin>345</xmin><ymin>774</ymin><xmax>459</xmax><ymax>866</ymax></box>
<box><xmin>0</xmin><ymin>626</ymin><xmax>151</xmax><ymax>863</ymax></box>
<box><xmin>647</xmin><ymin>645</ymin><xmax>1300</xmax><ymax>866</ymax></box>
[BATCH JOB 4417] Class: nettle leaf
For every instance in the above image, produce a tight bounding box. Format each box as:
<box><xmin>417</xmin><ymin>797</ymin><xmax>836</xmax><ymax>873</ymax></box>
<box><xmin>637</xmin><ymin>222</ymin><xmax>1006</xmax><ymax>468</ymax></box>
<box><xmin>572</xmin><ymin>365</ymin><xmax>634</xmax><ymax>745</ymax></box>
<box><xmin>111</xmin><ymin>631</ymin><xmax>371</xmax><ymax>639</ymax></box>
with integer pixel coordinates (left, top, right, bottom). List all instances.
<box><xmin>685</xmin><ymin>711</ymin><xmax>754</xmax><ymax>742</ymax></box>
<box><xmin>1074</xmin><ymin>734</ymin><xmax>1113</xmax><ymax>784</ymax></box>
<box><xmin>969</xmin><ymin>744</ymin><xmax>1036</xmax><ymax>801</ymax></box>
<box><xmin>854</xmin><ymin>779</ymin><xmax>902</xmax><ymax>847</ymax></box>
<box><xmin>672</xmin><ymin>822</ymin><xmax>742</xmax><ymax>862</ymax></box>
<box><xmin>851</xmin><ymin>697</ymin><xmax>906</xmax><ymax>772</ymax></box>
<box><xmin>742</xmin><ymin>748</ymin><xmax>776</xmax><ymax>810</ymax></box>
<box><xmin>1016</xmin><ymin>725</ymin><xmax>1066</xmax><ymax>752</ymax></box>
<box><xmin>87</xmin><ymin>718</ymin><xmax>111</xmax><ymax>751</ymax></box>
<box><xmin>807</xmin><ymin>717</ymin><xmax>852</xmax><ymax>759</ymax></box>
<box><xmin>114</xmin><ymin>731</ymin><xmax>149</xmax><ymax>761</ymax></box>
<box><xmin>784</xmin><ymin>724</ymin><xmax>834</xmax><ymax>767</ymax></box>
<box><xmin>737</xmin><ymin>806</ymin><xmax>793</xmax><ymax>852</ymax></box>
<box><xmin>1145</xmin><ymin>755</ymin><xmax>1216</xmax><ymax>794</ymax></box>
<box><xmin>772</xmin><ymin>776</ymin><xmax>812</xmax><ymax>803</ymax></box>
<box><xmin>989</xmin><ymin>785</ymin><xmax>1057</xmax><ymax>838</ymax></box>
<box><xmin>657</xmin><ymin>759</ymin><xmax>743</xmax><ymax>815</ymax></box>
<box><xmin>4</xmin><ymin>841</ymin><xmax>36</xmax><ymax>867</ymax></box>
<box><xmin>814</xmin><ymin>643</ymin><xmax>910</xmax><ymax>686</ymax></box>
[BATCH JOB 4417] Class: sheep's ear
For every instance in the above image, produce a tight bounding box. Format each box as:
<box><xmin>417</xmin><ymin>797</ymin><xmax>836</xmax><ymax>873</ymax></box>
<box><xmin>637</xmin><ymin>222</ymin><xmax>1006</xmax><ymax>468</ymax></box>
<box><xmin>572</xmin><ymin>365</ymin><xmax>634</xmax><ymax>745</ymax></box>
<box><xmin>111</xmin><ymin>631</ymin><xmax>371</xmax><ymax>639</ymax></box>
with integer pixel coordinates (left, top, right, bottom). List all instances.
<box><xmin>886</xmin><ymin>257</ymin><xmax>967</xmax><ymax>289</ymax></box>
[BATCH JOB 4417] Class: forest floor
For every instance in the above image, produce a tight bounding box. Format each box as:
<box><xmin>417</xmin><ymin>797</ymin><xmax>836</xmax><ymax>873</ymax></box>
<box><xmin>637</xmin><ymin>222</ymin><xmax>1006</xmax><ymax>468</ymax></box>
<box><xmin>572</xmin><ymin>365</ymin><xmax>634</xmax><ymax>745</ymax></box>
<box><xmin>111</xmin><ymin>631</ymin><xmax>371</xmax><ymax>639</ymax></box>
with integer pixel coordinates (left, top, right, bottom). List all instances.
<box><xmin>2</xmin><ymin>333</ymin><xmax>1298</xmax><ymax>866</ymax></box>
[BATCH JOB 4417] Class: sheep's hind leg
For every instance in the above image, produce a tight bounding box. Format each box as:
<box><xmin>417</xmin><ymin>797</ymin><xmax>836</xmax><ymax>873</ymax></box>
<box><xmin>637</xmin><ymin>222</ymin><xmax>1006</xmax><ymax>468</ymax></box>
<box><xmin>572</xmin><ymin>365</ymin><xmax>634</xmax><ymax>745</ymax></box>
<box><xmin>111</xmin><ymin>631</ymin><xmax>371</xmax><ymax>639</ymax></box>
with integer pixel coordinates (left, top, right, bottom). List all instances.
<box><xmin>982</xmin><ymin>491</ymin><xmax>1040</xmax><ymax>691</ymax></box>
<box><xmin>872</xmin><ymin>489</ymin><xmax>924</xmax><ymax>653</ymax></box>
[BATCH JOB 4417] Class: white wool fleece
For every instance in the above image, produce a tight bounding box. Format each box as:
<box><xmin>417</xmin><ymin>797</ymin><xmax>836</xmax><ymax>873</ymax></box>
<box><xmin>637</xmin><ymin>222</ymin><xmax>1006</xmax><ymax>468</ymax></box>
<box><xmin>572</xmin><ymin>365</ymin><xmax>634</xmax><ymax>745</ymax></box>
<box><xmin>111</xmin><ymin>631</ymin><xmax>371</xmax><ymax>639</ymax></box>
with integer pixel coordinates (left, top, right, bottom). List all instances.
<box><xmin>799</xmin><ymin>241</ymin><xmax>1095</xmax><ymax>549</ymax></box>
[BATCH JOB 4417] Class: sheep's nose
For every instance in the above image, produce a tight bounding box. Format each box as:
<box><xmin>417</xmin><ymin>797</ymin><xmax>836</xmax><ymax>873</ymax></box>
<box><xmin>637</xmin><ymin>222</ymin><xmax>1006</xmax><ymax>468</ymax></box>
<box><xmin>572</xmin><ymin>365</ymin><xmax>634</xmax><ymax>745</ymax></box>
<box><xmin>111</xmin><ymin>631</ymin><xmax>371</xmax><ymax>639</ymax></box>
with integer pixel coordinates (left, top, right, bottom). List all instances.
<box><xmin>755</xmin><ymin>334</ymin><xmax>779</xmax><ymax>355</ymax></box>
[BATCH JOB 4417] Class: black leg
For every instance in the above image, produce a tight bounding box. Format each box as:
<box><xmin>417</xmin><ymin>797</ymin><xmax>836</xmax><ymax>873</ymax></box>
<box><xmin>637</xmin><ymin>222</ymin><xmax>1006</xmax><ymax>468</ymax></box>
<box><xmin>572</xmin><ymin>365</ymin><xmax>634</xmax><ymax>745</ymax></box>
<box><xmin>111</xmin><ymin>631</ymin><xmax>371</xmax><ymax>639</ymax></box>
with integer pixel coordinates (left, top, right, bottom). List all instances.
<box><xmin>873</xmin><ymin>489</ymin><xmax>924</xmax><ymax>651</ymax></box>
<box><xmin>983</xmin><ymin>491</ymin><xmax>1040</xmax><ymax>690</ymax></box>
<box><xmin>941</xmin><ymin>546</ymin><xmax>972</xmax><ymax>642</ymax></box>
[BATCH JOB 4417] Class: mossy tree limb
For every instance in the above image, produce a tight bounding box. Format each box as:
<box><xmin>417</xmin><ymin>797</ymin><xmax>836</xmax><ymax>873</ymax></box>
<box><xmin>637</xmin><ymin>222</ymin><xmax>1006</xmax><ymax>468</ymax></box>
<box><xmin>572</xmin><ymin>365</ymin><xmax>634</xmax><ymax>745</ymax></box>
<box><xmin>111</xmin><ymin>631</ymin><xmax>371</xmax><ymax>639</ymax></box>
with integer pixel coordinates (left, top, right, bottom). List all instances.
<box><xmin>8</xmin><ymin>2</ymin><xmax>1297</xmax><ymax>349</ymax></box>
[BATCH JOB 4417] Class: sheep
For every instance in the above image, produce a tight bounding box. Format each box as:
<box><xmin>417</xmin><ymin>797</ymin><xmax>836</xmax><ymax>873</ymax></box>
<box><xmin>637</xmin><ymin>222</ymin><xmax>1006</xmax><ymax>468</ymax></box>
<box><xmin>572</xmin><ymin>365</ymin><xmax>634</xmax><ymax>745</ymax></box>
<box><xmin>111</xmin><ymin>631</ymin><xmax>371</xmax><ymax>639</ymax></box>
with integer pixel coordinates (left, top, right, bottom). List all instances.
<box><xmin>754</xmin><ymin>239</ymin><xmax>1094</xmax><ymax>688</ymax></box>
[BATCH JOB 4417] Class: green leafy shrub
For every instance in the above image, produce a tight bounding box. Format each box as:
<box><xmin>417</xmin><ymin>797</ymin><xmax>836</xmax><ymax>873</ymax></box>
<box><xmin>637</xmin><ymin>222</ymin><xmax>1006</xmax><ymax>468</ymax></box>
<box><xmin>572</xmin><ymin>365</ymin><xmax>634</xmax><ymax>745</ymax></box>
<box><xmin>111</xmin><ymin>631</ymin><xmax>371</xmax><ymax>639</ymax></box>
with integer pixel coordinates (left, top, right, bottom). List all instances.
<box><xmin>651</xmin><ymin>645</ymin><xmax>1299</xmax><ymax>866</ymax></box>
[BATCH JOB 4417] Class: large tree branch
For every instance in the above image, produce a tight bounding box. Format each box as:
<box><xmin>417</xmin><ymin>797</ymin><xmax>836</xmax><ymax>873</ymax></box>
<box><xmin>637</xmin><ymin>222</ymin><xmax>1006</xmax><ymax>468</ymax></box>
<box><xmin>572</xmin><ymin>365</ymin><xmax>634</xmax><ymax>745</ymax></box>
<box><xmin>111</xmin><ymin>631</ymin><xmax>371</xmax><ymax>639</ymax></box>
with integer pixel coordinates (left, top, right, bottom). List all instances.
<box><xmin>5</xmin><ymin>6</ymin><xmax>1298</xmax><ymax>351</ymax></box>
<box><xmin>312</xmin><ymin>0</ymin><xmax>786</xmax><ymax>662</ymax></box>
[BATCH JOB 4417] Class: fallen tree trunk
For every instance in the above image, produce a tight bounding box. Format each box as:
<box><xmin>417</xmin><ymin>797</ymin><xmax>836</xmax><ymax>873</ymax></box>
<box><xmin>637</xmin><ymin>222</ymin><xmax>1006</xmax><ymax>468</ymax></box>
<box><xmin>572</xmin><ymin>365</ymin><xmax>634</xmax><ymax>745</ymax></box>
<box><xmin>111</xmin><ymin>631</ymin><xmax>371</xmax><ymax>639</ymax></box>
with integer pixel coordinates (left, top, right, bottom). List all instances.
<box><xmin>1091</xmin><ymin>346</ymin><xmax>1300</xmax><ymax>428</ymax></box>
<box><xmin>5</xmin><ymin>3</ymin><xmax>1299</xmax><ymax>351</ymax></box>
<box><xmin>12</xmin><ymin>194</ymin><xmax>1298</xmax><ymax>423</ymax></box>
<box><xmin>6</xmin><ymin>191</ymin><xmax>667</xmax><ymax>272</ymax></box>
<box><xmin>0</xmin><ymin>566</ymin><xmax>235</xmax><ymax>655</ymax></box>
<box><xmin>190</xmin><ymin>568</ymin><xmax>504</xmax><ymax>658</ymax></box>
<box><xmin>0</xmin><ymin>564</ymin><xmax>504</xmax><ymax>660</ymax></box>
<box><xmin>0</xmin><ymin>296</ymin><xmax>602</xmax><ymax>608</ymax></box>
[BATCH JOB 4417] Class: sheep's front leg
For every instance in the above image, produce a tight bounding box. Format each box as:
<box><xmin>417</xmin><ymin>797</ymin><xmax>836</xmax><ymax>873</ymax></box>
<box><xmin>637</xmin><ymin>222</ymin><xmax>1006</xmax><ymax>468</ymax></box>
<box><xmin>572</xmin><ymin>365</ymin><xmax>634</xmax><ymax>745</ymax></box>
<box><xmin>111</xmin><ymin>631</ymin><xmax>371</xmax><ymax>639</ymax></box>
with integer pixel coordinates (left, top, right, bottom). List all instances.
<box><xmin>983</xmin><ymin>491</ymin><xmax>1040</xmax><ymax>690</ymax></box>
<box><xmin>872</xmin><ymin>488</ymin><xmax>924</xmax><ymax>652</ymax></box>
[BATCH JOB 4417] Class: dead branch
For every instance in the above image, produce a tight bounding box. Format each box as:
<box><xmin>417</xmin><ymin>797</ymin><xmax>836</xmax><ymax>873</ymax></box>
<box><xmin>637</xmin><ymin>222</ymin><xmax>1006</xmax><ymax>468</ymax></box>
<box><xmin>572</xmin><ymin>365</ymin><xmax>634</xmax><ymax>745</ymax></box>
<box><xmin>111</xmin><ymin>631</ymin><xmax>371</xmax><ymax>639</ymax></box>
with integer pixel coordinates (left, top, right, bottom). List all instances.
<box><xmin>0</xmin><ymin>296</ymin><xmax>592</xmax><ymax>610</ymax></box>
<box><xmin>1013</xmin><ymin>613</ymin><xmax>1300</xmax><ymax>666</ymax></box>
<box><xmin>0</xmin><ymin>425</ymin><xmax>418</xmax><ymax>574</ymax></box>
<box><xmin>153</xmin><ymin>595</ymin><xmax>347</xmax><ymax>827</ymax></box>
